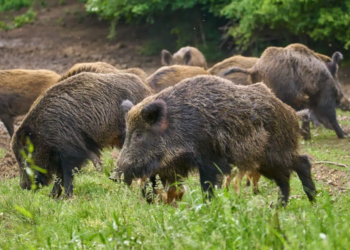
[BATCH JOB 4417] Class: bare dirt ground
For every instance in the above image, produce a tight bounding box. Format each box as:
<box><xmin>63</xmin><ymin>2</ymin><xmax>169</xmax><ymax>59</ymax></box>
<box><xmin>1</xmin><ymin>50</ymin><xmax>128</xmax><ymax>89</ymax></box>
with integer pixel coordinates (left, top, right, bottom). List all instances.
<box><xmin>1</xmin><ymin>0</ymin><xmax>350</xmax><ymax>182</ymax></box>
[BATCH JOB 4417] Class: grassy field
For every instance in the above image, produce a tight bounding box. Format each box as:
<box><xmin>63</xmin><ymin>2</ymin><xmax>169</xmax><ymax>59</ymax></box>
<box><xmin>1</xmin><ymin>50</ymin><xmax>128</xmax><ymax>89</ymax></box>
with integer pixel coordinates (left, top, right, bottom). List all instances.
<box><xmin>0</xmin><ymin>111</ymin><xmax>350</xmax><ymax>249</ymax></box>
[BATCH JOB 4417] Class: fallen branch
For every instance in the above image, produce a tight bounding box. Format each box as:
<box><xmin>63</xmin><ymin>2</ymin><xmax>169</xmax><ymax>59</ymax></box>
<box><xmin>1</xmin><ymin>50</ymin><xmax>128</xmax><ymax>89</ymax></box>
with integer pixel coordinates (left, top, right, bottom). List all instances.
<box><xmin>313</xmin><ymin>161</ymin><xmax>349</xmax><ymax>169</ymax></box>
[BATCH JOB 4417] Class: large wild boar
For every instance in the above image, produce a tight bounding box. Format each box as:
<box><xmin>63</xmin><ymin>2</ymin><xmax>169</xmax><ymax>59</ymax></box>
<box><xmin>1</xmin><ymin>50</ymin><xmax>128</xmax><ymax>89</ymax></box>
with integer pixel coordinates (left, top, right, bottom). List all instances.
<box><xmin>115</xmin><ymin>75</ymin><xmax>316</xmax><ymax>205</ymax></box>
<box><xmin>208</xmin><ymin>55</ymin><xmax>259</xmax><ymax>85</ymax></box>
<box><xmin>161</xmin><ymin>46</ymin><xmax>207</xmax><ymax>69</ymax></box>
<box><xmin>11</xmin><ymin>72</ymin><xmax>152</xmax><ymax>198</ymax></box>
<box><xmin>147</xmin><ymin>65</ymin><xmax>209</xmax><ymax>93</ymax></box>
<box><xmin>60</xmin><ymin>62</ymin><xmax>148</xmax><ymax>84</ymax></box>
<box><xmin>0</xmin><ymin>69</ymin><xmax>60</xmax><ymax>137</ymax></box>
<box><xmin>221</xmin><ymin>44</ymin><xmax>346</xmax><ymax>139</ymax></box>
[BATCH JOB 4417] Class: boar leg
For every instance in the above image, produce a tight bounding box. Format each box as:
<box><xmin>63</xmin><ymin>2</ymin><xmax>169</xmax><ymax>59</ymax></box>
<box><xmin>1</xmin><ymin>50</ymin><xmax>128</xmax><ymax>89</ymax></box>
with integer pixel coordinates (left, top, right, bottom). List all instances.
<box><xmin>50</xmin><ymin>172</ymin><xmax>63</xmax><ymax>198</ymax></box>
<box><xmin>233</xmin><ymin>170</ymin><xmax>246</xmax><ymax>194</ymax></box>
<box><xmin>167</xmin><ymin>182</ymin><xmax>186</xmax><ymax>204</ymax></box>
<box><xmin>275</xmin><ymin>174</ymin><xmax>290</xmax><ymax>206</ymax></box>
<box><xmin>89</xmin><ymin>152</ymin><xmax>102</xmax><ymax>172</ymax></box>
<box><xmin>249</xmin><ymin>171</ymin><xmax>261</xmax><ymax>194</ymax></box>
<box><xmin>293</xmin><ymin>155</ymin><xmax>316</xmax><ymax>202</ymax></box>
<box><xmin>0</xmin><ymin>114</ymin><xmax>14</xmax><ymax>137</ymax></box>
<box><xmin>61</xmin><ymin>157</ymin><xmax>83</xmax><ymax>198</ymax></box>
<box><xmin>315</xmin><ymin>106</ymin><xmax>346</xmax><ymax>139</ymax></box>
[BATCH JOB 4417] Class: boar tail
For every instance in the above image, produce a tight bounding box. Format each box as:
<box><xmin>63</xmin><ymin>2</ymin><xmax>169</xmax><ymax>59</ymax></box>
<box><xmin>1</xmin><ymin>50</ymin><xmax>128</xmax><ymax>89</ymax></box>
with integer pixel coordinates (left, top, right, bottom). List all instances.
<box><xmin>219</xmin><ymin>67</ymin><xmax>252</xmax><ymax>77</ymax></box>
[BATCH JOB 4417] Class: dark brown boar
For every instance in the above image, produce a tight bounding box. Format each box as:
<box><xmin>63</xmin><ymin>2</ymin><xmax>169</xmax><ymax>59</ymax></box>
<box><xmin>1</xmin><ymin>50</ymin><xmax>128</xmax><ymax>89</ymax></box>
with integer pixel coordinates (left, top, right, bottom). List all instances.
<box><xmin>208</xmin><ymin>55</ymin><xmax>258</xmax><ymax>85</ymax></box>
<box><xmin>161</xmin><ymin>46</ymin><xmax>207</xmax><ymax>69</ymax></box>
<box><xmin>11</xmin><ymin>72</ymin><xmax>152</xmax><ymax>198</ymax></box>
<box><xmin>0</xmin><ymin>69</ymin><xmax>60</xmax><ymax>137</ymax></box>
<box><xmin>60</xmin><ymin>62</ymin><xmax>148</xmax><ymax>84</ymax></box>
<box><xmin>221</xmin><ymin>44</ymin><xmax>346</xmax><ymax>139</ymax></box>
<box><xmin>116</xmin><ymin>75</ymin><xmax>316</xmax><ymax>205</ymax></box>
<box><xmin>147</xmin><ymin>65</ymin><xmax>209</xmax><ymax>93</ymax></box>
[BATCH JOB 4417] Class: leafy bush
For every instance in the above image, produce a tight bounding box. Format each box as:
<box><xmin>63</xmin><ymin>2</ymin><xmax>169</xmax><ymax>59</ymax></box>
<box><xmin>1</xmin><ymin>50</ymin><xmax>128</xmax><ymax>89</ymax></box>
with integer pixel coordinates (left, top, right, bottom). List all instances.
<box><xmin>13</xmin><ymin>8</ymin><xmax>36</xmax><ymax>27</ymax></box>
<box><xmin>0</xmin><ymin>0</ymin><xmax>32</xmax><ymax>12</ymax></box>
<box><xmin>86</xmin><ymin>0</ymin><xmax>350</xmax><ymax>57</ymax></box>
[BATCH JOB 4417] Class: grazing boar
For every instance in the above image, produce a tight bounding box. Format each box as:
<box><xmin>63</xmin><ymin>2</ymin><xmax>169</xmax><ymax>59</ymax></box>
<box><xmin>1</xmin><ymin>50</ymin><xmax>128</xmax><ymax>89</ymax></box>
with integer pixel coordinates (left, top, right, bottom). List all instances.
<box><xmin>11</xmin><ymin>72</ymin><xmax>152</xmax><ymax>198</ymax></box>
<box><xmin>60</xmin><ymin>62</ymin><xmax>148</xmax><ymax>84</ymax></box>
<box><xmin>208</xmin><ymin>55</ymin><xmax>259</xmax><ymax>85</ymax></box>
<box><xmin>161</xmin><ymin>46</ymin><xmax>207</xmax><ymax>69</ymax></box>
<box><xmin>221</xmin><ymin>44</ymin><xmax>347</xmax><ymax>139</ymax></box>
<box><xmin>115</xmin><ymin>75</ymin><xmax>316</xmax><ymax>205</ymax></box>
<box><xmin>147</xmin><ymin>65</ymin><xmax>209</xmax><ymax>93</ymax></box>
<box><xmin>0</xmin><ymin>69</ymin><xmax>60</xmax><ymax>137</ymax></box>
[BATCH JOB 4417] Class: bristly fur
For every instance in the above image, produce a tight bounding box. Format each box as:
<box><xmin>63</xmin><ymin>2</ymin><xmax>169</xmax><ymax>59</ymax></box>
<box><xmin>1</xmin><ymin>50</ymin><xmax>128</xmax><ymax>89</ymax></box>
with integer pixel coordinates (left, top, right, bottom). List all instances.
<box><xmin>161</xmin><ymin>46</ymin><xmax>207</xmax><ymax>69</ymax></box>
<box><xmin>220</xmin><ymin>44</ymin><xmax>346</xmax><ymax>139</ymax></box>
<box><xmin>117</xmin><ymin>75</ymin><xmax>316</xmax><ymax>205</ymax></box>
<box><xmin>11</xmin><ymin>72</ymin><xmax>152</xmax><ymax>197</ymax></box>
<box><xmin>147</xmin><ymin>65</ymin><xmax>209</xmax><ymax>93</ymax></box>
<box><xmin>0</xmin><ymin>69</ymin><xmax>60</xmax><ymax>137</ymax></box>
<box><xmin>59</xmin><ymin>61</ymin><xmax>149</xmax><ymax>85</ymax></box>
<box><xmin>208</xmin><ymin>55</ymin><xmax>258</xmax><ymax>85</ymax></box>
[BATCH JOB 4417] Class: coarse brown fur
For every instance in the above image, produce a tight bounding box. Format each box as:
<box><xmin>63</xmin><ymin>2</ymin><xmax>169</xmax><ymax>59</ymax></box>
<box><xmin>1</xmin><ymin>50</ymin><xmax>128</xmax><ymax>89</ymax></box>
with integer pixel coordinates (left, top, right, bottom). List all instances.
<box><xmin>147</xmin><ymin>65</ymin><xmax>209</xmax><ymax>93</ymax></box>
<box><xmin>11</xmin><ymin>72</ymin><xmax>152</xmax><ymax>198</ymax></box>
<box><xmin>116</xmin><ymin>75</ymin><xmax>316</xmax><ymax>205</ymax></box>
<box><xmin>161</xmin><ymin>46</ymin><xmax>207</xmax><ymax>69</ymax></box>
<box><xmin>221</xmin><ymin>44</ymin><xmax>346</xmax><ymax>139</ymax></box>
<box><xmin>208</xmin><ymin>55</ymin><xmax>258</xmax><ymax>85</ymax></box>
<box><xmin>59</xmin><ymin>62</ymin><xmax>149</xmax><ymax>84</ymax></box>
<box><xmin>0</xmin><ymin>69</ymin><xmax>60</xmax><ymax>137</ymax></box>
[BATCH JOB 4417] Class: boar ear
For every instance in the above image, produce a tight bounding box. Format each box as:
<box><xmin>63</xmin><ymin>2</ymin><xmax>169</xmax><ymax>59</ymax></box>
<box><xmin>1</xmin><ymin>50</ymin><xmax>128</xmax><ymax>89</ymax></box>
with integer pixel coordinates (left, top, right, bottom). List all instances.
<box><xmin>141</xmin><ymin>100</ymin><xmax>167</xmax><ymax>128</ymax></box>
<box><xmin>121</xmin><ymin>100</ymin><xmax>134</xmax><ymax>113</ymax></box>
<box><xmin>327</xmin><ymin>52</ymin><xmax>343</xmax><ymax>77</ymax></box>
<box><xmin>161</xmin><ymin>50</ymin><xmax>173</xmax><ymax>66</ymax></box>
<box><xmin>332</xmin><ymin>52</ymin><xmax>343</xmax><ymax>65</ymax></box>
<box><xmin>184</xmin><ymin>50</ymin><xmax>192</xmax><ymax>64</ymax></box>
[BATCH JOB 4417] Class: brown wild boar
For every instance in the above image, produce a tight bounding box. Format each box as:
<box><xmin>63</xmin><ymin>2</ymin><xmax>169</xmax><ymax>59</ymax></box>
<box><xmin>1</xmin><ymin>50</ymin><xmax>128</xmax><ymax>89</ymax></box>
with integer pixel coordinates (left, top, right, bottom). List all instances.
<box><xmin>147</xmin><ymin>65</ymin><xmax>209</xmax><ymax>93</ymax></box>
<box><xmin>11</xmin><ymin>72</ymin><xmax>152</xmax><ymax>198</ymax></box>
<box><xmin>208</xmin><ymin>55</ymin><xmax>259</xmax><ymax>85</ymax></box>
<box><xmin>0</xmin><ymin>69</ymin><xmax>60</xmax><ymax>137</ymax></box>
<box><xmin>115</xmin><ymin>75</ymin><xmax>316</xmax><ymax>205</ymax></box>
<box><xmin>60</xmin><ymin>62</ymin><xmax>148</xmax><ymax>84</ymax></box>
<box><xmin>161</xmin><ymin>46</ymin><xmax>207</xmax><ymax>69</ymax></box>
<box><xmin>221</xmin><ymin>44</ymin><xmax>346</xmax><ymax>139</ymax></box>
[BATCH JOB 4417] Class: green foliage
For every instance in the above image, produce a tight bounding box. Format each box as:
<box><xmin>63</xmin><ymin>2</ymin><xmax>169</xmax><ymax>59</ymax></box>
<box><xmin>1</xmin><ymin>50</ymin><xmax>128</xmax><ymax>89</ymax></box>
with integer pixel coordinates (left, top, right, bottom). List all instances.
<box><xmin>0</xmin><ymin>8</ymin><xmax>37</xmax><ymax>30</ymax></box>
<box><xmin>13</xmin><ymin>8</ymin><xmax>36</xmax><ymax>27</ymax></box>
<box><xmin>85</xmin><ymin>0</ymin><xmax>350</xmax><ymax>57</ymax></box>
<box><xmin>0</xmin><ymin>0</ymin><xmax>32</xmax><ymax>12</ymax></box>
<box><xmin>220</xmin><ymin>0</ymin><xmax>350</xmax><ymax>52</ymax></box>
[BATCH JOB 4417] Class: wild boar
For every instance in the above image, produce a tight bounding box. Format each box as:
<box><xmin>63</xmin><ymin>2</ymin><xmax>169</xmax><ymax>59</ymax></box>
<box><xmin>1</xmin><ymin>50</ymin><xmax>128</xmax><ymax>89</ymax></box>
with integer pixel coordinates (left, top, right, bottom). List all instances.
<box><xmin>147</xmin><ymin>65</ymin><xmax>209</xmax><ymax>93</ymax></box>
<box><xmin>11</xmin><ymin>72</ymin><xmax>152</xmax><ymax>198</ymax></box>
<box><xmin>60</xmin><ymin>62</ymin><xmax>148</xmax><ymax>84</ymax></box>
<box><xmin>0</xmin><ymin>69</ymin><xmax>60</xmax><ymax>137</ymax></box>
<box><xmin>161</xmin><ymin>46</ymin><xmax>207</xmax><ymax>69</ymax></box>
<box><xmin>208</xmin><ymin>55</ymin><xmax>259</xmax><ymax>85</ymax></box>
<box><xmin>221</xmin><ymin>44</ymin><xmax>346</xmax><ymax>139</ymax></box>
<box><xmin>116</xmin><ymin>75</ymin><xmax>316</xmax><ymax>205</ymax></box>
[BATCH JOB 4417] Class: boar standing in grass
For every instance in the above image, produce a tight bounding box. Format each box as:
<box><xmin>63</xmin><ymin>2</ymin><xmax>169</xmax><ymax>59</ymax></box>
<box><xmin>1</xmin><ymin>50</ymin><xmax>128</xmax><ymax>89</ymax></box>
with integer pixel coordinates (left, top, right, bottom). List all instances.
<box><xmin>161</xmin><ymin>46</ymin><xmax>207</xmax><ymax>69</ymax></box>
<box><xmin>60</xmin><ymin>62</ymin><xmax>148</xmax><ymax>84</ymax></box>
<box><xmin>147</xmin><ymin>65</ymin><xmax>209</xmax><ymax>93</ymax></box>
<box><xmin>208</xmin><ymin>55</ymin><xmax>259</xmax><ymax>85</ymax></box>
<box><xmin>221</xmin><ymin>44</ymin><xmax>346</xmax><ymax>139</ymax></box>
<box><xmin>0</xmin><ymin>69</ymin><xmax>60</xmax><ymax>137</ymax></box>
<box><xmin>11</xmin><ymin>72</ymin><xmax>152</xmax><ymax>198</ymax></box>
<box><xmin>116</xmin><ymin>75</ymin><xmax>316</xmax><ymax>205</ymax></box>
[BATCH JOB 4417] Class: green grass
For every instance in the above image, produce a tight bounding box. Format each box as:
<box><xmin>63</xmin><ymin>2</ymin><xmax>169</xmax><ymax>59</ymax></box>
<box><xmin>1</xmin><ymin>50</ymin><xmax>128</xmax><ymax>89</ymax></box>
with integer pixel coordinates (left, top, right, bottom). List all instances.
<box><xmin>1</xmin><ymin>110</ymin><xmax>350</xmax><ymax>249</ymax></box>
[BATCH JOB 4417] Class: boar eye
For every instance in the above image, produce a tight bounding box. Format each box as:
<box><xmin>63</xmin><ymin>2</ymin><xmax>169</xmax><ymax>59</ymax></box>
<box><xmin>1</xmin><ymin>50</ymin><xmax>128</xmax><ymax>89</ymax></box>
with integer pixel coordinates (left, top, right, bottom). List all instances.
<box><xmin>135</xmin><ymin>131</ymin><xmax>143</xmax><ymax>139</ymax></box>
